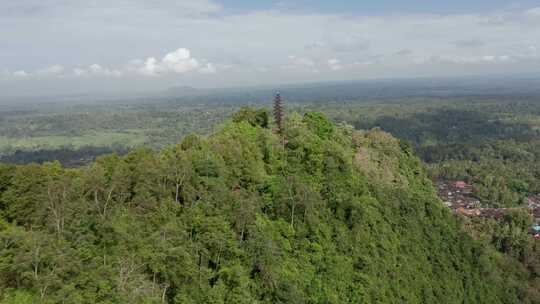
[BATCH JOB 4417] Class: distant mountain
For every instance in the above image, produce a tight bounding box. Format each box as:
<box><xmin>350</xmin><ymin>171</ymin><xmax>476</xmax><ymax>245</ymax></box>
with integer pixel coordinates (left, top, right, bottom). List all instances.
<box><xmin>3</xmin><ymin>75</ymin><xmax>540</xmax><ymax>108</ymax></box>
<box><xmin>164</xmin><ymin>85</ymin><xmax>203</xmax><ymax>96</ymax></box>
<box><xmin>156</xmin><ymin>75</ymin><xmax>540</xmax><ymax>106</ymax></box>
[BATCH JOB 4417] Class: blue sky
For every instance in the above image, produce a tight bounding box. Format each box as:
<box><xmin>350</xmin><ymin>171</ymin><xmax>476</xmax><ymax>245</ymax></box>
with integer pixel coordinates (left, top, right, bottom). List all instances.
<box><xmin>1</xmin><ymin>0</ymin><xmax>540</xmax><ymax>96</ymax></box>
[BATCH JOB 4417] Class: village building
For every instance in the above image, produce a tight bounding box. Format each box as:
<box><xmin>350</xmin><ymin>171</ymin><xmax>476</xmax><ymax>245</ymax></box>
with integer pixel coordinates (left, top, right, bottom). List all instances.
<box><xmin>436</xmin><ymin>179</ymin><xmax>540</xmax><ymax>239</ymax></box>
<box><xmin>436</xmin><ymin>180</ymin><xmax>480</xmax><ymax>210</ymax></box>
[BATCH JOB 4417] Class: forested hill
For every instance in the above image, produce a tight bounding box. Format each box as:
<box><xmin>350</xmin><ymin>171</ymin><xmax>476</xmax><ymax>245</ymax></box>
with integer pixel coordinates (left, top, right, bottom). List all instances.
<box><xmin>0</xmin><ymin>109</ymin><xmax>534</xmax><ymax>303</ymax></box>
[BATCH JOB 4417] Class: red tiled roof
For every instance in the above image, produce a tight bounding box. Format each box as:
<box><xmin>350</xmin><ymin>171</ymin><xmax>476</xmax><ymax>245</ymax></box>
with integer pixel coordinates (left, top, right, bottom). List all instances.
<box><xmin>454</xmin><ymin>181</ymin><xmax>467</xmax><ymax>188</ymax></box>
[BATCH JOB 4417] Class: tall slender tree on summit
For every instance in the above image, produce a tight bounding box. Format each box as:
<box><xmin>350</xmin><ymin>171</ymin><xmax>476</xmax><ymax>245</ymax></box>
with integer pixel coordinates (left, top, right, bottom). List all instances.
<box><xmin>273</xmin><ymin>91</ymin><xmax>283</xmax><ymax>133</ymax></box>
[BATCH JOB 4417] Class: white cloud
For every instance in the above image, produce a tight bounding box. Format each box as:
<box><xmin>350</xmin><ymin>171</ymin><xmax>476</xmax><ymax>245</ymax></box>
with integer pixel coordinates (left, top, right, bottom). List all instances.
<box><xmin>74</xmin><ymin>48</ymin><xmax>209</xmax><ymax>78</ymax></box>
<box><xmin>288</xmin><ymin>55</ymin><xmax>315</xmax><ymax>67</ymax></box>
<box><xmin>419</xmin><ymin>54</ymin><xmax>517</xmax><ymax>65</ymax></box>
<box><xmin>131</xmin><ymin>48</ymin><xmax>213</xmax><ymax>76</ymax></box>
<box><xmin>2</xmin><ymin>48</ymin><xmax>216</xmax><ymax>81</ymax></box>
<box><xmin>481</xmin><ymin>55</ymin><xmax>511</xmax><ymax>62</ymax></box>
<box><xmin>2</xmin><ymin>4</ymin><xmax>540</xmax><ymax>90</ymax></box>
<box><xmin>88</xmin><ymin>64</ymin><xmax>122</xmax><ymax>77</ymax></box>
<box><xmin>162</xmin><ymin>48</ymin><xmax>200</xmax><ymax>73</ymax></box>
<box><xmin>354</xmin><ymin>60</ymin><xmax>375</xmax><ymax>66</ymax></box>
<box><xmin>327</xmin><ymin>58</ymin><xmax>342</xmax><ymax>71</ymax></box>
<box><xmin>452</xmin><ymin>39</ymin><xmax>484</xmax><ymax>48</ymax></box>
<box><xmin>1</xmin><ymin>65</ymin><xmax>64</xmax><ymax>80</ymax></box>
<box><xmin>72</xmin><ymin>64</ymin><xmax>123</xmax><ymax>77</ymax></box>
<box><xmin>136</xmin><ymin>57</ymin><xmax>161</xmax><ymax>76</ymax></box>
<box><xmin>13</xmin><ymin>70</ymin><xmax>29</xmax><ymax>78</ymax></box>
<box><xmin>36</xmin><ymin>64</ymin><xmax>64</xmax><ymax>76</ymax></box>
<box><xmin>73</xmin><ymin>68</ymin><xmax>87</xmax><ymax>76</ymax></box>
<box><xmin>304</xmin><ymin>41</ymin><xmax>325</xmax><ymax>50</ymax></box>
<box><xmin>525</xmin><ymin>7</ymin><xmax>540</xmax><ymax>17</ymax></box>
<box><xmin>199</xmin><ymin>63</ymin><xmax>217</xmax><ymax>74</ymax></box>
<box><xmin>88</xmin><ymin>64</ymin><xmax>103</xmax><ymax>74</ymax></box>
<box><xmin>395</xmin><ymin>49</ymin><xmax>413</xmax><ymax>56</ymax></box>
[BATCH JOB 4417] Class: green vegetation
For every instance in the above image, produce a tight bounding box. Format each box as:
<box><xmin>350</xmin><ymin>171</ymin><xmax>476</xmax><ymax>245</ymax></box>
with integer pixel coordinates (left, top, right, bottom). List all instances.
<box><xmin>304</xmin><ymin>99</ymin><xmax>540</xmax><ymax>207</ymax></box>
<box><xmin>0</xmin><ymin>97</ymin><xmax>540</xmax><ymax>207</ymax></box>
<box><xmin>0</xmin><ymin>103</ymin><xmax>235</xmax><ymax>160</ymax></box>
<box><xmin>3</xmin><ymin>97</ymin><xmax>540</xmax><ymax>208</ymax></box>
<box><xmin>462</xmin><ymin>210</ymin><xmax>540</xmax><ymax>299</ymax></box>
<box><xmin>0</xmin><ymin>110</ymin><xmax>538</xmax><ymax>303</ymax></box>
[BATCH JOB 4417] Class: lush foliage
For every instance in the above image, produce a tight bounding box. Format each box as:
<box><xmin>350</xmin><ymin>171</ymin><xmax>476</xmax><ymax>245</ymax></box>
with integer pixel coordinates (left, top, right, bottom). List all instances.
<box><xmin>0</xmin><ymin>103</ymin><xmax>236</xmax><ymax>163</ymax></box>
<box><xmin>3</xmin><ymin>97</ymin><xmax>540</xmax><ymax>208</ymax></box>
<box><xmin>0</xmin><ymin>111</ymin><xmax>536</xmax><ymax>303</ymax></box>
<box><xmin>462</xmin><ymin>210</ymin><xmax>540</xmax><ymax>299</ymax></box>
<box><xmin>304</xmin><ymin>100</ymin><xmax>540</xmax><ymax>207</ymax></box>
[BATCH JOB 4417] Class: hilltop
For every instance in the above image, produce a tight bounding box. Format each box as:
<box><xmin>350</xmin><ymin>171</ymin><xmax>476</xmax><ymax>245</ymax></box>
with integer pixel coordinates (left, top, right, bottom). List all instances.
<box><xmin>0</xmin><ymin>109</ymin><xmax>537</xmax><ymax>303</ymax></box>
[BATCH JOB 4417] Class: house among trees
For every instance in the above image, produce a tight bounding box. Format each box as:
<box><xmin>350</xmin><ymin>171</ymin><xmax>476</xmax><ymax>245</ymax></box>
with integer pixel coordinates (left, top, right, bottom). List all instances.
<box><xmin>436</xmin><ymin>180</ymin><xmax>479</xmax><ymax>209</ymax></box>
<box><xmin>437</xmin><ymin>180</ymin><xmax>540</xmax><ymax>238</ymax></box>
<box><xmin>455</xmin><ymin>181</ymin><xmax>467</xmax><ymax>188</ymax></box>
<box><xmin>532</xmin><ymin>225</ymin><xmax>540</xmax><ymax>239</ymax></box>
<box><xmin>454</xmin><ymin>180</ymin><xmax>472</xmax><ymax>194</ymax></box>
<box><xmin>526</xmin><ymin>195</ymin><xmax>540</xmax><ymax>225</ymax></box>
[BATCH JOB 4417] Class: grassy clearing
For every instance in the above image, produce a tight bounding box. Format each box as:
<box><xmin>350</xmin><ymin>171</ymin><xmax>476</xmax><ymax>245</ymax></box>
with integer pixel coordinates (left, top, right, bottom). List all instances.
<box><xmin>0</xmin><ymin>131</ymin><xmax>147</xmax><ymax>154</ymax></box>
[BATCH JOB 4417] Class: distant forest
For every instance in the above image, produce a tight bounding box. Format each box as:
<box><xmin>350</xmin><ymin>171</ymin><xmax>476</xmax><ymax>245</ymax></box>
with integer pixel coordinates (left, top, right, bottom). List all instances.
<box><xmin>2</xmin><ymin>95</ymin><xmax>540</xmax><ymax>208</ymax></box>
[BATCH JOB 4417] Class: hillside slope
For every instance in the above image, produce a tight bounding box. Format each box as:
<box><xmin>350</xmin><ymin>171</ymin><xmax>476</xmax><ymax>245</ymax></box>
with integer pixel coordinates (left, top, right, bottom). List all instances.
<box><xmin>0</xmin><ymin>109</ymin><xmax>533</xmax><ymax>303</ymax></box>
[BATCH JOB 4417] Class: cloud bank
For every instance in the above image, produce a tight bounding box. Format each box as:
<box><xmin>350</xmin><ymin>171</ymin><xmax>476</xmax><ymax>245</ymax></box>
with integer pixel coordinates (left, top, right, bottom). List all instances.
<box><xmin>134</xmin><ymin>48</ymin><xmax>203</xmax><ymax>76</ymax></box>
<box><xmin>2</xmin><ymin>48</ymin><xmax>216</xmax><ymax>80</ymax></box>
<box><xmin>1</xmin><ymin>1</ymin><xmax>540</xmax><ymax>94</ymax></box>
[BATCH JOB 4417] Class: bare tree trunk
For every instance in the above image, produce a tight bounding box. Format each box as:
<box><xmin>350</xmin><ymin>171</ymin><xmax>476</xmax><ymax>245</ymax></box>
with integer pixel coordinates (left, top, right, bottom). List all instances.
<box><xmin>33</xmin><ymin>246</ymin><xmax>40</xmax><ymax>280</ymax></box>
<box><xmin>40</xmin><ymin>285</ymin><xmax>48</xmax><ymax>301</ymax></box>
<box><xmin>103</xmin><ymin>187</ymin><xmax>114</xmax><ymax>218</ymax></box>
<box><xmin>161</xmin><ymin>284</ymin><xmax>169</xmax><ymax>302</ymax></box>
<box><xmin>287</xmin><ymin>185</ymin><xmax>295</xmax><ymax>228</ymax></box>
<box><xmin>216</xmin><ymin>242</ymin><xmax>223</xmax><ymax>267</ymax></box>
<box><xmin>94</xmin><ymin>189</ymin><xmax>100</xmax><ymax>212</ymax></box>
<box><xmin>47</xmin><ymin>187</ymin><xmax>61</xmax><ymax>236</ymax></box>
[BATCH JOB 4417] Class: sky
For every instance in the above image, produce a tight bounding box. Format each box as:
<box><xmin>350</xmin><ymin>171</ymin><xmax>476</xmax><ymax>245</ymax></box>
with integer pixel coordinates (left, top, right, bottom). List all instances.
<box><xmin>1</xmin><ymin>0</ymin><xmax>540</xmax><ymax>97</ymax></box>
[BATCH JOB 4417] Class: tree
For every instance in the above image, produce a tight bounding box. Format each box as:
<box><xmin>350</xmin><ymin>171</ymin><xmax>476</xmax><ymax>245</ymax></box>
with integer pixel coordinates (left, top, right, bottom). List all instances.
<box><xmin>160</xmin><ymin>146</ymin><xmax>194</xmax><ymax>204</ymax></box>
<box><xmin>232</xmin><ymin>107</ymin><xmax>269</xmax><ymax>128</ymax></box>
<box><xmin>273</xmin><ymin>92</ymin><xmax>283</xmax><ymax>133</ymax></box>
<box><xmin>0</xmin><ymin>109</ymin><xmax>536</xmax><ymax>303</ymax></box>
